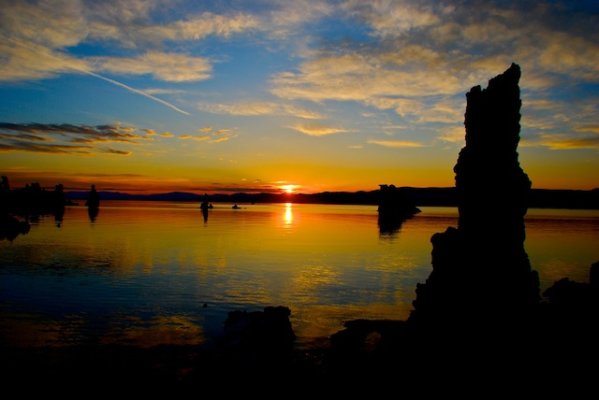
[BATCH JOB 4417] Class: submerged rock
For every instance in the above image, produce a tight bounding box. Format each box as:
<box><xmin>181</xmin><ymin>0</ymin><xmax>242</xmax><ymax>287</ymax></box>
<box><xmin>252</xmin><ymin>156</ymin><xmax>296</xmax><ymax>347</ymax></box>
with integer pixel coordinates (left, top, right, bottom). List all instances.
<box><xmin>222</xmin><ymin>306</ymin><xmax>295</xmax><ymax>354</ymax></box>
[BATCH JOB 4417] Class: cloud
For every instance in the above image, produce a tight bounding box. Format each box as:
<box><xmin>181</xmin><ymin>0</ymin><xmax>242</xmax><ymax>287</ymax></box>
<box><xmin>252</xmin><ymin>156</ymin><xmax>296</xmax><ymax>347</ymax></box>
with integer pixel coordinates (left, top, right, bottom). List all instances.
<box><xmin>281</xmin><ymin>105</ymin><xmax>324</xmax><ymax>120</ymax></box>
<box><xmin>262</xmin><ymin>0</ymin><xmax>334</xmax><ymax>38</ymax></box>
<box><xmin>343</xmin><ymin>0</ymin><xmax>441</xmax><ymax>37</ymax></box>
<box><xmin>0</xmin><ymin>38</ymin><xmax>90</xmax><ymax>82</ymax></box>
<box><xmin>0</xmin><ymin>122</ymin><xmax>147</xmax><ymax>155</ymax></box>
<box><xmin>0</xmin><ymin>142</ymin><xmax>90</xmax><ymax>154</ymax></box>
<box><xmin>198</xmin><ymin>101</ymin><xmax>279</xmax><ymax>116</ymax></box>
<box><xmin>0</xmin><ymin>0</ymin><xmax>87</xmax><ymax>48</ymax></box>
<box><xmin>575</xmin><ymin>125</ymin><xmax>599</xmax><ymax>134</ymax></box>
<box><xmin>178</xmin><ymin>128</ymin><xmax>236</xmax><ymax>144</ymax></box>
<box><xmin>438</xmin><ymin>126</ymin><xmax>465</xmax><ymax>143</ymax></box>
<box><xmin>102</xmin><ymin>148</ymin><xmax>132</xmax><ymax>155</ymax></box>
<box><xmin>367</xmin><ymin>139</ymin><xmax>425</xmax><ymax>148</ymax></box>
<box><xmin>289</xmin><ymin>124</ymin><xmax>347</xmax><ymax>136</ymax></box>
<box><xmin>91</xmin><ymin>51</ymin><xmax>212</xmax><ymax>82</ymax></box>
<box><xmin>180</xmin><ymin>134</ymin><xmax>210</xmax><ymax>142</ymax></box>
<box><xmin>271</xmin><ymin>48</ymin><xmax>462</xmax><ymax>106</ymax></box>
<box><xmin>538</xmin><ymin>134</ymin><xmax>599</xmax><ymax>150</ymax></box>
<box><xmin>269</xmin><ymin>0</ymin><xmax>599</xmax><ymax>143</ymax></box>
<box><xmin>151</xmin><ymin>12</ymin><xmax>259</xmax><ymax>41</ymax></box>
<box><xmin>142</xmin><ymin>88</ymin><xmax>187</xmax><ymax>95</ymax></box>
<box><xmin>0</xmin><ymin>123</ymin><xmax>139</xmax><ymax>142</ymax></box>
<box><xmin>198</xmin><ymin>101</ymin><xmax>324</xmax><ymax>119</ymax></box>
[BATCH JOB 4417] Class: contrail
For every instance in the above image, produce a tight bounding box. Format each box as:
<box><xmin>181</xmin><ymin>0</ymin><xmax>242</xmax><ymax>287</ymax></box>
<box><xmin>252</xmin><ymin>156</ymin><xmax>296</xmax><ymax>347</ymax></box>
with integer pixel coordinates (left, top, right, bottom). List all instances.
<box><xmin>6</xmin><ymin>37</ymin><xmax>191</xmax><ymax>116</ymax></box>
<box><xmin>82</xmin><ymin>70</ymin><xmax>190</xmax><ymax>116</ymax></box>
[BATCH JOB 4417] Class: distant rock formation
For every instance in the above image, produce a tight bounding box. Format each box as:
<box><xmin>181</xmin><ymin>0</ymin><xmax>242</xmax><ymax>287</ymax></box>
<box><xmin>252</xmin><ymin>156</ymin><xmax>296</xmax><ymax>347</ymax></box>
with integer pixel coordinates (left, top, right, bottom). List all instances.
<box><xmin>411</xmin><ymin>63</ymin><xmax>539</xmax><ymax>327</ymax></box>
<box><xmin>377</xmin><ymin>184</ymin><xmax>420</xmax><ymax>235</ymax></box>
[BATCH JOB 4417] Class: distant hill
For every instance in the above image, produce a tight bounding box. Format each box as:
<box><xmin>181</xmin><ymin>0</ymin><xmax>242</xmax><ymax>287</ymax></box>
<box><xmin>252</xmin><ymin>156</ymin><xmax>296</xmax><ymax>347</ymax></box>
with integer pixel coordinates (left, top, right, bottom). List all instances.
<box><xmin>67</xmin><ymin>191</ymin><xmax>201</xmax><ymax>202</ymax></box>
<box><xmin>66</xmin><ymin>187</ymin><xmax>599</xmax><ymax>209</ymax></box>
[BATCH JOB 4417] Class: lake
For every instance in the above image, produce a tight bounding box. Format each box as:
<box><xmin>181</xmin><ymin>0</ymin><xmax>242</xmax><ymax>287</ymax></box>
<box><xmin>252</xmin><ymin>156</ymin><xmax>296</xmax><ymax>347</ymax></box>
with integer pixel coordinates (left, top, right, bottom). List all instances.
<box><xmin>1</xmin><ymin>201</ymin><xmax>598</xmax><ymax>349</ymax></box>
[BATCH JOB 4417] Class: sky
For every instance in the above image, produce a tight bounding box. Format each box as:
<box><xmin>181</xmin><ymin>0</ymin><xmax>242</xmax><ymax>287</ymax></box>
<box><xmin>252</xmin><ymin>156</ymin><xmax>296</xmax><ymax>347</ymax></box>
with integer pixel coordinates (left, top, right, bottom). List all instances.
<box><xmin>1</xmin><ymin>0</ymin><xmax>598</xmax><ymax>194</ymax></box>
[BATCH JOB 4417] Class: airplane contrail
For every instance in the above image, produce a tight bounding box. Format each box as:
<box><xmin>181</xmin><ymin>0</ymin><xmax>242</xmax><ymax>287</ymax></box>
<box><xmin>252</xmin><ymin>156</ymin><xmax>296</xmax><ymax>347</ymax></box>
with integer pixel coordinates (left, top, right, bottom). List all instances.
<box><xmin>82</xmin><ymin>70</ymin><xmax>190</xmax><ymax>116</ymax></box>
<box><xmin>6</xmin><ymin>37</ymin><xmax>191</xmax><ymax>116</ymax></box>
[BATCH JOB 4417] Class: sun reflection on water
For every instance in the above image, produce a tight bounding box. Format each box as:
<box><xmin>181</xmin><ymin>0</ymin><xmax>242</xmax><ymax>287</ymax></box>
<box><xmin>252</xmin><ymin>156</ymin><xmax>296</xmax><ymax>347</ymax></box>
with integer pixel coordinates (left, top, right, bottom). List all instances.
<box><xmin>283</xmin><ymin>202</ymin><xmax>293</xmax><ymax>226</ymax></box>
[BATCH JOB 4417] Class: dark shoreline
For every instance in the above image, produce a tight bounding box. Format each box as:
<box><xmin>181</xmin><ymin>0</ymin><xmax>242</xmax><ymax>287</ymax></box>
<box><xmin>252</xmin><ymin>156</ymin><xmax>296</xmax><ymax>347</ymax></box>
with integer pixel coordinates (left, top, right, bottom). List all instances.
<box><xmin>64</xmin><ymin>187</ymin><xmax>599</xmax><ymax>210</ymax></box>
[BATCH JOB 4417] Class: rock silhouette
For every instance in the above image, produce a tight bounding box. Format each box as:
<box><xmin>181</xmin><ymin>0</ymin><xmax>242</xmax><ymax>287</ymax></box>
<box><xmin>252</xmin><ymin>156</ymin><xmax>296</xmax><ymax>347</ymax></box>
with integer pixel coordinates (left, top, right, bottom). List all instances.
<box><xmin>86</xmin><ymin>184</ymin><xmax>100</xmax><ymax>222</ymax></box>
<box><xmin>377</xmin><ymin>184</ymin><xmax>420</xmax><ymax>236</ymax></box>
<box><xmin>411</xmin><ymin>63</ymin><xmax>539</xmax><ymax>327</ymax></box>
<box><xmin>200</xmin><ymin>193</ymin><xmax>210</xmax><ymax>222</ymax></box>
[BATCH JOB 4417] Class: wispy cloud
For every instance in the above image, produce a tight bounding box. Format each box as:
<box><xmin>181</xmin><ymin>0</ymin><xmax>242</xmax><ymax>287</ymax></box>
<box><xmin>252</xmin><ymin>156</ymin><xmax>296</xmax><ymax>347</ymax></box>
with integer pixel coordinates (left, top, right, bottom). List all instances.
<box><xmin>91</xmin><ymin>52</ymin><xmax>212</xmax><ymax>82</ymax></box>
<box><xmin>143</xmin><ymin>88</ymin><xmax>186</xmax><ymax>95</ymax></box>
<box><xmin>198</xmin><ymin>101</ymin><xmax>279</xmax><ymax>116</ymax></box>
<box><xmin>102</xmin><ymin>148</ymin><xmax>132</xmax><ymax>155</ymax></box>
<box><xmin>367</xmin><ymin>139</ymin><xmax>425</xmax><ymax>148</ymax></box>
<box><xmin>178</xmin><ymin>127</ymin><xmax>237</xmax><ymax>144</ymax></box>
<box><xmin>575</xmin><ymin>125</ymin><xmax>599</xmax><ymax>134</ymax></box>
<box><xmin>198</xmin><ymin>101</ymin><xmax>323</xmax><ymax>119</ymax></box>
<box><xmin>87</xmin><ymin>10</ymin><xmax>260</xmax><ymax>46</ymax></box>
<box><xmin>538</xmin><ymin>134</ymin><xmax>599</xmax><ymax>150</ymax></box>
<box><xmin>438</xmin><ymin>126</ymin><xmax>465</xmax><ymax>143</ymax></box>
<box><xmin>1</xmin><ymin>37</ymin><xmax>191</xmax><ymax>115</ymax></box>
<box><xmin>343</xmin><ymin>0</ymin><xmax>441</xmax><ymax>37</ymax></box>
<box><xmin>289</xmin><ymin>124</ymin><xmax>347</xmax><ymax>136</ymax></box>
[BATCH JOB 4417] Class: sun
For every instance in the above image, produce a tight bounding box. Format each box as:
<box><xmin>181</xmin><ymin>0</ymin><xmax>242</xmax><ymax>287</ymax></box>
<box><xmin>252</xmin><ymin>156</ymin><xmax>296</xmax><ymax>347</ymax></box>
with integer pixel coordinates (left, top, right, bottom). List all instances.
<box><xmin>281</xmin><ymin>184</ymin><xmax>297</xmax><ymax>194</ymax></box>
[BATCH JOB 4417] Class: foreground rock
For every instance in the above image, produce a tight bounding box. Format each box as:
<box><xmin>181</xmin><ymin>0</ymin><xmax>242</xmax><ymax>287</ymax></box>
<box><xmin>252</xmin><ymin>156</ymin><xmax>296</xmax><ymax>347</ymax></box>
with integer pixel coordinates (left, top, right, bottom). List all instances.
<box><xmin>411</xmin><ymin>63</ymin><xmax>539</xmax><ymax>328</ymax></box>
<box><xmin>327</xmin><ymin>64</ymin><xmax>599</xmax><ymax>384</ymax></box>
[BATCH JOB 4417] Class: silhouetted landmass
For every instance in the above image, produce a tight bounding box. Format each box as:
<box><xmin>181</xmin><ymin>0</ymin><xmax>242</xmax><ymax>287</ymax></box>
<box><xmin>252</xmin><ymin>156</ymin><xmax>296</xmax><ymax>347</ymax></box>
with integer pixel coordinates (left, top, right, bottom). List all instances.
<box><xmin>1</xmin><ymin>177</ymin><xmax>68</xmax><ymax>216</ymax></box>
<box><xmin>65</xmin><ymin>187</ymin><xmax>599</xmax><ymax>209</ymax></box>
<box><xmin>0</xmin><ymin>176</ymin><xmax>64</xmax><ymax>240</ymax></box>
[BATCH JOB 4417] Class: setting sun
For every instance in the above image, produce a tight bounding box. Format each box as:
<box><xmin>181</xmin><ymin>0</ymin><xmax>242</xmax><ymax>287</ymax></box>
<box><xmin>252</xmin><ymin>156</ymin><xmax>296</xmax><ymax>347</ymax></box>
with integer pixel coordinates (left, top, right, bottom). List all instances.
<box><xmin>281</xmin><ymin>184</ymin><xmax>298</xmax><ymax>194</ymax></box>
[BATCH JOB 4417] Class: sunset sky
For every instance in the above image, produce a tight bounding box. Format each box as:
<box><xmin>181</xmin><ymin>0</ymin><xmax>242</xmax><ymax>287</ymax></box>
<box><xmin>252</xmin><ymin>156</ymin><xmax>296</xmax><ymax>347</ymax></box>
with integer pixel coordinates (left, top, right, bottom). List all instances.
<box><xmin>1</xmin><ymin>0</ymin><xmax>598</xmax><ymax>193</ymax></box>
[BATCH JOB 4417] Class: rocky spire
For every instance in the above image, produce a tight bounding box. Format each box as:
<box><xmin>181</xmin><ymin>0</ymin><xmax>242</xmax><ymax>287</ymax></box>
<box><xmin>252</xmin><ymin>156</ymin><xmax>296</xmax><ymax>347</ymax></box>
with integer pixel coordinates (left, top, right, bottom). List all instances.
<box><xmin>411</xmin><ymin>63</ymin><xmax>539</xmax><ymax>327</ymax></box>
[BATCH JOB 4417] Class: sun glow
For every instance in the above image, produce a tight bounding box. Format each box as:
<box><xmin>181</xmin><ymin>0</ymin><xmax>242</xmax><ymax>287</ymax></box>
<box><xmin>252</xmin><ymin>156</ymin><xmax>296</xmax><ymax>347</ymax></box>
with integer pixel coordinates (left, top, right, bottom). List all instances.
<box><xmin>281</xmin><ymin>184</ymin><xmax>298</xmax><ymax>194</ymax></box>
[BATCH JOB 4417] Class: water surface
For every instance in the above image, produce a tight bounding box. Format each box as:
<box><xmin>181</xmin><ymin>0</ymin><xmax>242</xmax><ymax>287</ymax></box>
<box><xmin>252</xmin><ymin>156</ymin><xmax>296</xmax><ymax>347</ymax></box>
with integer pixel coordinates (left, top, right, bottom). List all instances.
<box><xmin>1</xmin><ymin>202</ymin><xmax>597</xmax><ymax>348</ymax></box>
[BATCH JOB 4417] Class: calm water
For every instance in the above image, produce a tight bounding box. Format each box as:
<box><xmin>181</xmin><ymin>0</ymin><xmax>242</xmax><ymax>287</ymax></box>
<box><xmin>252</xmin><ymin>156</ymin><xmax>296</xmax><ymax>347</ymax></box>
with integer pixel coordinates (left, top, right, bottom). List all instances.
<box><xmin>1</xmin><ymin>201</ymin><xmax>598</xmax><ymax>348</ymax></box>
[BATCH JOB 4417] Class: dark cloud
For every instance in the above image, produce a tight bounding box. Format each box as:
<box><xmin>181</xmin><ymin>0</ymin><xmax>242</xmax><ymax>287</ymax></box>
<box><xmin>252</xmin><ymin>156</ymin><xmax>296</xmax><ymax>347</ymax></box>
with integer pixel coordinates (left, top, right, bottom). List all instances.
<box><xmin>0</xmin><ymin>132</ymin><xmax>48</xmax><ymax>141</ymax></box>
<box><xmin>190</xmin><ymin>186</ymin><xmax>278</xmax><ymax>193</ymax></box>
<box><xmin>0</xmin><ymin>122</ymin><xmax>139</xmax><ymax>142</ymax></box>
<box><xmin>0</xmin><ymin>141</ymin><xmax>90</xmax><ymax>154</ymax></box>
<box><xmin>102</xmin><ymin>148</ymin><xmax>132</xmax><ymax>155</ymax></box>
<box><xmin>0</xmin><ymin>122</ymin><xmax>141</xmax><ymax>155</ymax></box>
